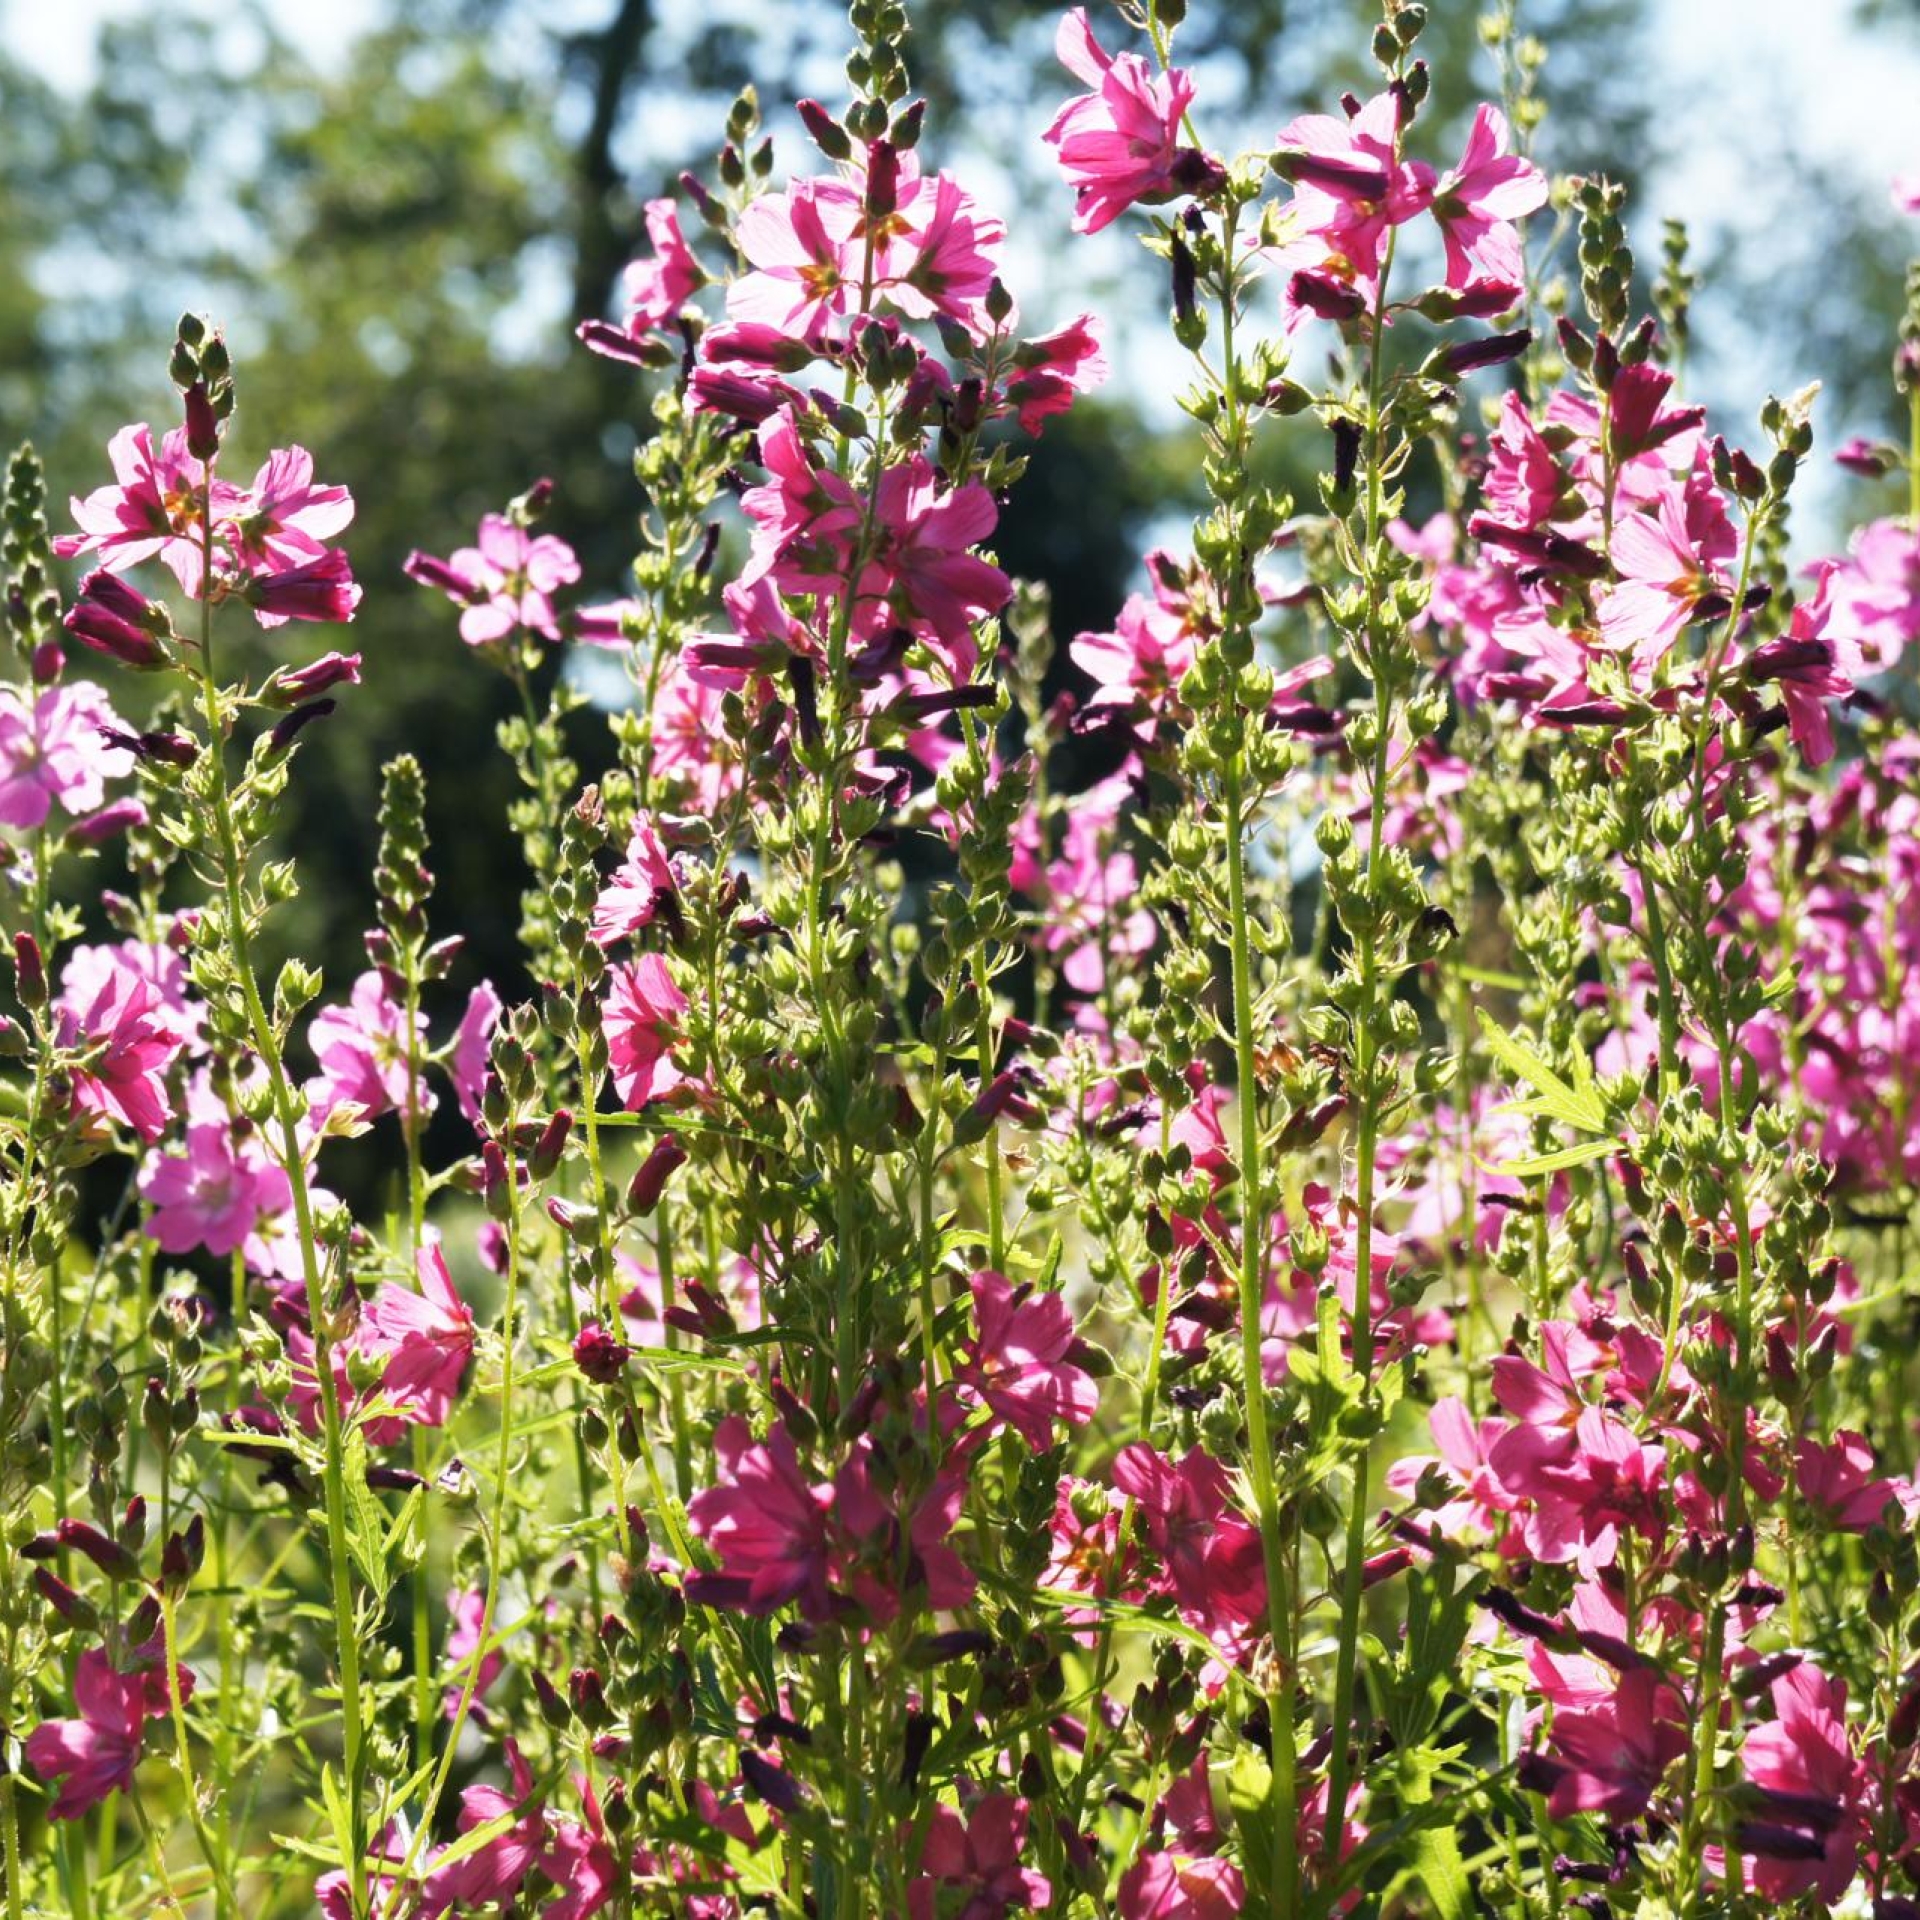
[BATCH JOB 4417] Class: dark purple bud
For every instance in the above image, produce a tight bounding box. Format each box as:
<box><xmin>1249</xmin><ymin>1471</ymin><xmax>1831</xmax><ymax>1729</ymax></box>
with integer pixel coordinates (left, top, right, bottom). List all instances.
<box><xmin>161</xmin><ymin>1514</ymin><xmax>206</xmax><ymax>1590</ymax></box>
<box><xmin>1332</xmin><ymin>417</ymin><xmax>1363</xmax><ymax>492</ymax></box>
<box><xmin>65</xmin><ymin>570</ymin><xmax>173</xmax><ymax>668</ymax></box>
<box><xmin>244</xmin><ymin>550</ymin><xmax>359</xmax><ymax>624</ymax></box>
<box><xmin>1274</xmin><ymin>150</ymin><xmax>1390</xmax><ymax>198</ymax></box>
<box><xmin>865</xmin><ymin>140</ymin><xmax>900</xmax><ymax>218</ymax></box>
<box><xmin>572</xmin><ymin>1321</ymin><xmax>632</xmax><ymax>1385</ymax></box>
<box><xmin>32</xmin><ymin>1569</ymin><xmax>97</xmax><ymax>1629</ymax></box>
<box><xmin>31</xmin><ymin>638</ymin><xmax>64</xmax><ymax>683</ymax></box>
<box><xmin>1170</xmin><ymin>232</ymin><xmax>1198</xmax><ymax>326</ymax></box>
<box><xmin>13</xmin><ymin>932</ymin><xmax>46</xmax><ymax>1010</ymax></box>
<box><xmin>403</xmin><ymin>550</ymin><xmax>479</xmax><ymax>601</ymax></box>
<box><xmin>101</xmin><ymin>726</ymin><xmax>197</xmax><ymax>769</ymax></box>
<box><xmin>1291</xmin><ymin>271</ymin><xmax>1367</xmax><ymax>324</ymax></box>
<box><xmin>264</xmin><ymin>651</ymin><xmax>362</xmax><ymax>707</ymax></box>
<box><xmin>568</xmin><ymin>1666</ymin><xmax>612</xmax><ymax>1728</ymax></box>
<box><xmin>183</xmin><ymin>381</ymin><xmax>221</xmax><ymax>461</ymax></box>
<box><xmin>529</xmin><ymin>1109</ymin><xmax>572</xmax><ymax>1182</ymax></box>
<box><xmin>796</xmin><ymin>98</ymin><xmax>852</xmax><ymax>161</ymax></box>
<box><xmin>1477</xmin><ymin>1586</ymin><xmax>1565</xmax><ymax>1643</ymax></box>
<box><xmin>53</xmin><ymin>1518</ymin><xmax>142</xmax><ymax>1581</ymax></box>
<box><xmin>626</xmin><ymin>1134</ymin><xmax>687</xmax><ymax>1215</ymax></box>
<box><xmin>266</xmin><ymin>699</ymin><xmax>335</xmax><ymax>756</ymax></box>
<box><xmin>740</xmin><ymin>1749</ymin><xmax>804</xmax><ymax>1813</ymax></box>
<box><xmin>1442</xmin><ymin>328</ymin><xmax>1532</xmax><ymax>377</ymax></box>
<box><xmin>1734</xmin><ymin>1823</ymin><xmax>1832</xmax><ymax>1864</ymax></box>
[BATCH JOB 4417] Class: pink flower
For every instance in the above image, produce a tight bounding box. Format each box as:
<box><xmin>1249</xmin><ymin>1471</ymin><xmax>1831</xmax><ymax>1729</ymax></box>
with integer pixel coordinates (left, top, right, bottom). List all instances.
<box><xmin>602</xmin><ymin>953</ymin><xmax>694</xmax><ymax>1110</ymax></box>
<box><xmin>1110</xmin><ymin>1443</ymin><xmax>1266</xmax><ymax>1637</ymax></box>
<box><xmin>55</xmin><ymin>947</ymin><xmax>192</xmax><ymax>1141</ymax></box>
<box><xmin>955</xmin><ymin>1271</ymin><xmax>1098</xmax><ymax>1447</ymax></box>
<box><xmin>1526</xmin><ymin>1667</ymin><xmax>1688</xmax><ymax>1819</ymax></box>
<box><xmin>440</xmin><ymin>1586</ymin><xmax>506</xmax><ymax>1720</ymax></box>
<box><xmin>739</xmin><ymin>407</ymin><xmax>862</xmax><ymax>596</ymax></box>
<box><xmin>1747</xmin><ymin>565</ymin><xmax>1855</xmax><ymax>766</ymax></box>
<box><xmin>1795</xmin><ymin>1429</ymin><xmax>1899</xmax><ymax>1531</ymax></box>
<box><xmin>421</xmin><ymin>1743</ymin><xmax>547</xmax><ymax>1917</ymax></box>
<box><xmin>139</xmin><ymin>1113</ymin><xmax>293</xmax><ymax>1260</ymax></box>
<box><xmin>54</xmin><ymin>422</ymin><xmax>232</xmax><ymax>594</ymax></box>
<box><xmin>1428</xmin><ymin>105</ymin><xmax>1547</xmax><ymax>290</ymax></box>
<box><xmin>227</xmin><ymin>445</ymin><xmax>355</xmax><ymax>572</ymax></box>
<box><xmin>621</xmin><ymin>199</ymin><xmax>703</xmax><ymax>333</ymax></box>
<box><xmin>686</xmin><ymin>1416</ymin><xmax>834</xmax><ymax>1618</ymax></box>
<box><xmin>450</xmin><ymin>979</ymin><xmax>502</xmax><ymax>1127</ymax></box>
<box><xmin>289</xmin><ymin>1241</ymin><xmax>475</xmax><ymax>1445</ymax></box>
<box><xmin>1044</xmin><ymin>9</ymin><xmax>1201</xmax><ymax>235</ymax></box>
<box><xmin>24</xmin><ymin>1646</ymin><xmax>189</xmax><ymax>1820</ymax></box>
<box><xmin>1893</xmin><ymin>172</ymin><xmax>1920</xmax><ymax>214</ymax></box>
<box><xmin>648</xmin><ymin>655</ymin><xmax>742</xmax><ymax>810</ymax></box>
<box><xmin>1737</xmin><ymin>1666</ymin><xmax>1868</xmax><ymax>1903</ymax></box>
<box><xmin>406</xmin><ymin>513</ymin><xmax>581</xmax><ymax>645</ymax></box>
<box><xmin>0</xmin><ymin>681</ymin><xmax>133</xmax><ymax>829</ymax></box>
<box><xmin>539</xmin><ymin>1780</ymin><xmax>622</xmax><ymax>1920</ymax></box>
<box><xmin>305</xmin><ymin>970</ymin><xmax>434</xmax><ymax>1126</ymax></box>
<box><xmin>590</xmin><ymin>819</ymin><xmax>677</xmax><ymax>947</ymax></box>
<box><xmin>1071</xmin><ymin>589</ymin><xmax>1199</xmax><ymax>738</ymax></box>
<box><xmin>1597</xmin><ymin>487</ymin><xmax>1732</xmax><ymax>673</ymax></box>
<box><xmin>728</xmin><ymin>178</ymin><xmax>859</xmax><ymax>341</ymax></box>
<box><xmin>1117</xmin><ymin>1852</ymin><xmax>1246</xmax><ymax>1918</ymax></box>
<box><xmin>1385</xmin><ymin>1396</ymin><xmax>1515</xmax><ymax>1541</ymax></box>
<box><xmin>1827</xmin><ymin>517</ymin><xmax>1920</xmax><ymax>671</ymax></box>
<box><xmin>1004</xmin><ymin>314</ymin><xmax>1108</xmax><ymax>434</ymax></box>
<box><xmin>908</xmin><ymin>1794</ymin><xmax>1051</xmax><ymax>1920</ymax></box>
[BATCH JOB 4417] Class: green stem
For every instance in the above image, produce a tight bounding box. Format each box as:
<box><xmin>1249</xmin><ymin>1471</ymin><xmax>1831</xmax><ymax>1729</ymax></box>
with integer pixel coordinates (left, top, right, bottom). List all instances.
<box><xmin>191</xmin><ymin>492</ymin><xmax>368</xmax><ymax>1916</ymax></box>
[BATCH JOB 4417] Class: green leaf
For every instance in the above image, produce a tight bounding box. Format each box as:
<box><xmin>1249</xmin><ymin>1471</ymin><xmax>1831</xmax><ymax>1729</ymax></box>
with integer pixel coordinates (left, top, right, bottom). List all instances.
<box><xmin>1490</xmin><ymin>1138</ymin><xmax>1619</xmax><ymax>1179</ymax></box>
<box><xmin>341</xmin><ymin>1429</ymin><xmax>389</xmax><ymax>1597</ymax></box>
<box><xmin>1475</xmin><ymin>1009</ymin><xmax>1609</xmax><ymax>1136</ymax></box>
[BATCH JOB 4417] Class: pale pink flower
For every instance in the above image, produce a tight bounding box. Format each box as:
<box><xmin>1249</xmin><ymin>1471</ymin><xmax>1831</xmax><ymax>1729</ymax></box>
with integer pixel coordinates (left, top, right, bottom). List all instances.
<box><xmin>1527</xmin><ymin>1667</ymin><xmax>1688</xmax><ymax>1819</ymax></box>
<box><xmin>227</xmin><ymin>446</ymin><xmax>355</xmax><ymax>572</ymax></box>
<box><xmin>858</xmin><ymin>458</ymin><xmax>1011</xmax><ymax>667</ymax></box>
<box><xmin>1795</xmin><ymin>1429</ymin><xmax>1900</xmax><ymax>1531</ymax></box>
<box><xmin>54</xmin><ymin>423</ymin><xmax>234</xmax><ymax>594</ymax></box>
<box><xmin>0</xmin><ymin>681</ymin><xmax>134</xmax><ymax>829</ymax></box>
<box><xmin>405</xmin><ymin>514</ymin><xmax>581</xmax><ymax>645</ymax></box>
<box><xmin>140</xmin><ymin>1114</ymin><xmax>292</xmax><ymax>1260</ymax></box>
<box><xmin>728</xmin><ymin>178</ymin><xmax>860</xmax><ymax>341</ymax></box>
<box><xmin>450</xmin><ymin>979</ymin><xmax>502</xmax><ymax>1127</ymax></box>
<box><xmin>686</xmin><ymin>1416</ymin><xmax>834</xmax><ymax>1618</ymax></box>
<box><xmin>621</xmin><ymin>199</ymin><xmax>703</xmax><ymax>332</ymax></box>
<box><xmin>1596</xmin><ymin>487</ymin><xmax>1731</xmax><ymax>672</ymax></box>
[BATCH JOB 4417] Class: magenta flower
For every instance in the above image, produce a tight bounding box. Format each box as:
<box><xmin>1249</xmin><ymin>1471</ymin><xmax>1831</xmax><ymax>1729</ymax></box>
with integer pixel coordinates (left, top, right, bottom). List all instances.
<box><xmin>590</xmin><ymin>818</ymin><xmax>677</xmax><ymax>947</ymax></box>
<box><xmin>1110</xmin><ymin>1443</ymin><xmax>1266</xmax><ymax>1637</ymax></box>
<box><xmin>685</xmin><ymin>1416</ymin><xmax>834</xmax><ymax>1618</ymax></box>
<box><xmin>1795</xmin><ymin>1429</ymin><xmax>1900</xmax><ymax>1531</ymax></box>
<box><xmin>1429</xmin><ymin>104</ymin><xmax>1547</xmax><ymax>290</ymax></box>
<box><xmin>55</xmin><ymin>947</ymin><xmax>192</xmax><ymax>1141</ymax></box>
<box><xmin>227</xmin><ymin>445</ymin><xmax>355</xmax><ymax>572</ymax></box>
<box><xmin>440</xmin><ymin>1585</ymin><xmax>506</xmax><ymax>1721</ymax></box>
<box><xmin>907</xmin><ymin>1794</ymin><xmax>1052</xmax><ymax>1920</ymax></box>
<box><xmin>1739</xmin><ymin>1665</ymin><xmax>1867</xmax><ymax>1903</ymax></box>
<box><xmin>616</xmin><ymin>197</ymin><xmax>702</xmax><ymax>339</ymax></box>
<box><xmin>859</xmin><ymin>457</ymin><xmax>1011</xmax><ymax>669</ymax></box>
<box><xmin>1827</xmin><ymin>516</ymin><xmax>1920</xmax><ymax>670</ymax></box>
<box><xmin>1527</xmin><ymin>1667</ymin><xmax>1688</xmax><ymax>1819</ymax></box>
<box><xmin>1044</xmin><ymin>8</ymin><xmax>1201</xmax><ymax>235</ymax></box>
<box><xmin>727</xmin><ymin>178</ymin><xmax>859</xmax><ymax>341</ymax></box>
<box><xmin>305</xmin><ymin>969</ymin><xmax>434</xmax><ymax>1127</ymax></box>
<box><xmin>1071</xmin><ymin>586</ymin><xmax>1199</xmax><ymax>740</ymax></box>
<box><xmin>1004</xmin><ymin>314</ymin><xmax>1108</xmax><ymax>434</ymax></box>
<box><xmin>24</xmin><ymin>1646</ymin><xmax>189</xmax><ymax>1820</ymax></box>
<box><xmin>421</xmin><ymin>1743</ymin><xmax>547</xmax><ymax>1917</ymax></box>
<box><xmin>1596</xmin><ymin>487</ymin><xmax>1731</xmax><ymax>673</ymax></box>
<box><xmin>1384</xmin><ymin>1395</ymin><xmax>1516</xmax><ymax>1542</ymax></box>
<box><xmin>739</xmin><ymin>407</ymin><xmax>862</xmax><ymax>597</ymax></box>
<box><xmin>882</xmin><ymin>169</ymin><xmax>1008</xmax><ymax>337</ymax></box>
<box><xmin>0</xmin><ymin>681</ymin><xmax>133</xmax><ymax>829</ymax></box>
<box><xmin>954</xmin><ymin>1270</ymin><xmax>1098</xmax><ymax>1448</ymax></box>
<box><xmin>406</xmin><ymin>513</ymin><xmax>582</xmax><ymax>645</ymax></box>
<box><xmin>450</xmin><ymin>979</ymin><xmax>503</xmax><ymax>1128</ymax></box>
<box><xmin>1747</xmin><ymin>565</ymin><xmax>1856</xmax><ymax>766</ymax></box>
<box><xmin>1117</xmin><ymin>1851</ymin><xmax>1247</xmax><ymax>1919</ymax></box>
<box><xmin>602</xmin><ymin>953</ymin><xmax>695</xmax><ymax>1110</ymax></box>
<box><xmin>241</xmin><ymin>546</ymin><xmax>362</xmax><ymax>627</ymax></box>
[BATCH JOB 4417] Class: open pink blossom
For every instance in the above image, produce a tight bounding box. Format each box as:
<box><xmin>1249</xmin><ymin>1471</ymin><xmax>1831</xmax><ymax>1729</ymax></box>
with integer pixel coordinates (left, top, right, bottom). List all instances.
<box><xmin>619</xmin><ymin>198</ymin><xmax>702</xmax><ymax>334</ymax></box>
<box><xmin>1597</xmin><ymin>486</ymin><xmax>1732</xmax><ymax>673</ymax></box>
<box><xmin>55</xmin><ymin>946</ymin><xmax>192</xmax><ymax>1141</ymax></box>
<box><xmin>728</xmin><ymin>178</ymin><xmax>860</xmax><ymax>341</ymax></box>
<box><xmin>602</xmin><ymin>953</ymin><xmax>695</xmax><ymax>1109</ymax></box>
<box><xmin>450</xmin><ymin>979</ymin><xmax>503</xmax><ymax>1127</ymax></box>
<box><xmin>1525</xmin><ymin>1667</ymin><xmax>1688</xmax><ymax>1819</ymax></box>
<box><xmin>0</xmin><ymin>681</ymin><xmax>134</xmax><ymax>829</ymax></box>
<box><xmin>908</xmin><ymin>1794</ymin><xmax>1051</xmax><ymax>1920</ymax></box>
<box><xmin>1045</xmin><ymin>9</ymin><xmax>1202</xmax><ymax>235</ymax></box>
<box><xmin>140</xmin><ymin>1113</ymin><xmax>293</xmax><ymax>1260</ymax></box>
<box><xmin>24</xmin><ymin>1646</ymin><xmax>190</xmax><ymax>1820</ymax></box>
<box><xmin>441</xmin><ymin>1585</ymin><xmax>506</xmax><ymax>1720</ymax></box>
<box><xmin>954</xmin><ymin>1270</ymin><xmax>1098</xmax><ymax>1448</ymax></box>
<box><xmin>1429</xmin><ymin>104</ymin><xmax>1547</xmax><ymax>290</ymax></box>
<box><xmin>406</xmin><ymin>513</ymin><xmax>581</xmax><ymax>645</ymax></box>
<box><xmin>1004</xmin><ymin>314</ymin><xmax>1107</xmax><ymax>434</ymax></box>
<box><xmin>421</xmin><ymin>1743</ymin><xmax>547</xmax><ymax>1917</ymax></box>
<box><xmin>1111</xmin><ymin>1443</ymin><xmax>1266</xmax><ymax>1637</ymax></box>
<box><xmin>590</xmin><ymin>818</ymin><xmax>677</xmax><ymax>946</ymax></box>
<box><xmin>1738</xmin><ymin>1665</ymin><xmax>1868</xmax><ymax>1904</ymax></box>
<box><xmin>1795</xmin><ymin>1429</ymin><xmax>1900</xmax><ymax>1531</ymax></box>
<box><xmin>227</xmin><ymin>446</ymin><xmax>355</xmax><ymax>573</ymax></box>
<box><xmin>685</xmin><ymin>1416</ymin><xmax>834</xmax><ymax>1618</ymax></box>
<box><xmin>1117</xmin><ymin>1852</ymin><xmax>1246</xmax><ymax>1919</ymax></box>
<box><xmin>305</xmin><ymin>969</ymin><xmax>434</xmax><ymax>1127</ymax></box>
<box><xmin>54</xmin><ymin>422</ymin><xmax>233</xmax><ymax>594</ymax></box>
